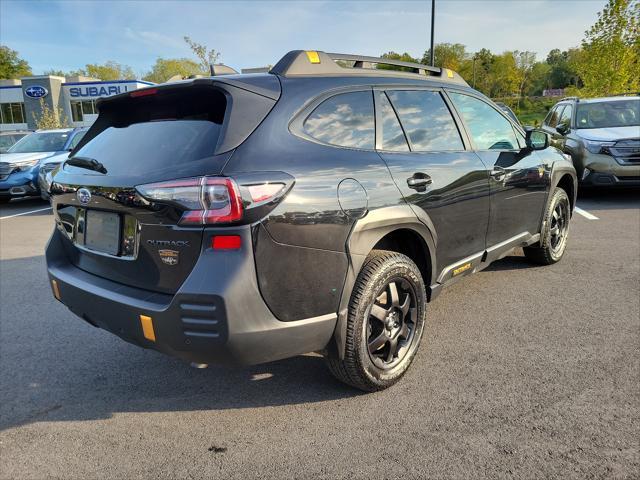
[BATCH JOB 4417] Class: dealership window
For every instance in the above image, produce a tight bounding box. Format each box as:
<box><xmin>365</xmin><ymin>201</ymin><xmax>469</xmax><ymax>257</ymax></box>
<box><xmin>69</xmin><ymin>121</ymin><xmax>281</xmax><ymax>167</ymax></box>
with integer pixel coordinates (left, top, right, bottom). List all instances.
<box><xmin>0</xmin><ymin>102</ymin><xmax>26</xmax><ymax>124</ymax></box>
<box><xmin>70</xmin><ymin>100</ymin><xmax>97</xmax><ymax>122</ymax></box>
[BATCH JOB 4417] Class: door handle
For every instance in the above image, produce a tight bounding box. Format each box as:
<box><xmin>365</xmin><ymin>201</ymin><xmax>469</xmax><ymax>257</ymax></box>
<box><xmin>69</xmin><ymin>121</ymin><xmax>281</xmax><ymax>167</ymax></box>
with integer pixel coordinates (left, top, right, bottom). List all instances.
<box><xmin>407</xmin><ymin>173</ymin><xmax>432</xmax><ymax>191</ymax></box>
<box><xmin>490</xmin><ymin>166</ymin><xmax>506</xmax><ymax>181</ymax></box>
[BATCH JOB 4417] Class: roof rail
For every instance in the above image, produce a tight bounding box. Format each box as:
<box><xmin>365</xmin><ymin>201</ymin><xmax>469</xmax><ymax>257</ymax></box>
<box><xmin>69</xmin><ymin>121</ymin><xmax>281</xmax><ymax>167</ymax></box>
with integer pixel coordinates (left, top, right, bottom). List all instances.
<box><xmin>269</xmin><ymin>50</ymin><xmax>468</xmax><ymax>85</ymax></box>
<box><xmin>559</xmin><ymin>96</ymin><xmax>580</xmax><ymax>102</ymax></box>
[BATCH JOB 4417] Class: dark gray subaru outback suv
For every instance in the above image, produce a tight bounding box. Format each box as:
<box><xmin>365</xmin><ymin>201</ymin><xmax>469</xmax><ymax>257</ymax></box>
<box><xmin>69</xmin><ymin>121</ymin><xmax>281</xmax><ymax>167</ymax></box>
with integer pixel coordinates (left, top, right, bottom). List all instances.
<box><xmin>46</xmin><ymin>51</ymin><xmax>576</xmax><ymax>391</ymax></box>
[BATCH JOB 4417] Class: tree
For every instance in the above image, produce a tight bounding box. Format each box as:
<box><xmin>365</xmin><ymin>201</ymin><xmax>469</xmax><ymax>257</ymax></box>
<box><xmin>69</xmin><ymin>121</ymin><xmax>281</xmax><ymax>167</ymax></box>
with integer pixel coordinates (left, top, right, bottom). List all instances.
<box><xmin>546</xmin><ymin>48</ymin><xmax>582</xmax><ymax>89</ymax></box>
<box><xmin>0</xmin><ymin>45</ymin><xmax>32</xmax><ymax>79</ymax></box>
<box><xmin>32</xmin><ymin>98</ymin><xmax>70</xmax><ymax>129</ymax></box>
<box><xmin>184</xmin><ymin>36</ymin><xmax>220</xmax><ymax>72</ymax></box>
<box><xmin>143</xmin><ymin>58</ymin><xmax>203</xmax><ymax>83</ymax></box>
<box><xmin>377</xmin><ymin>51</ymin><xmax>421</xmax><ymax>71</ymax></box>
<box><xmin>83</xmin><ymin>61</ymin><xmax>136</xmax><ymax>80</ymax></box>
<box><xmin>575</xmin><ymin>0</ymin><xmax>640</xmax><ymax>95</ymax></box>
<box><xmin>44</xmin><ymin>68</ymin><xmax>84</xmax><ymax>78</ymax></box>
<box><xmin>421</xmin><ymin>43</ymin><xmax>467</xmax><ymax>70</ymax></box>
<box><xmin>513</xmin><ymin>50</ymin><xmax>537</xmax><ymax>106</ymax></box>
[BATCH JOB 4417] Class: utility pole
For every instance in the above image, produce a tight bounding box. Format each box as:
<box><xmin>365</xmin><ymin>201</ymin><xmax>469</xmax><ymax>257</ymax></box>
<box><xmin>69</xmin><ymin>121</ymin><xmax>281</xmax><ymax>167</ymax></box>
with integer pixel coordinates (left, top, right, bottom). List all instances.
<box><xmin>429</xmin><ymin>0</ymin><xmax>435</xmax><ymax>66</ymax></box>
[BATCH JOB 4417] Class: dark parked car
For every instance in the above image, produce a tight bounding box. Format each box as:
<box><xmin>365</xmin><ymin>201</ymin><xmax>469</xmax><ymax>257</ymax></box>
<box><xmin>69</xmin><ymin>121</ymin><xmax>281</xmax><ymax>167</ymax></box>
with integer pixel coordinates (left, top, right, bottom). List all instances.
<box><xmin>46</xmin><ymin>51</ymin><xmax>576</xmax><ymax>391</ymax></box>
<box><xmin>541</xmin><ymin>95</ymin><xmax>639</xmax><ymax>186</ymax></box>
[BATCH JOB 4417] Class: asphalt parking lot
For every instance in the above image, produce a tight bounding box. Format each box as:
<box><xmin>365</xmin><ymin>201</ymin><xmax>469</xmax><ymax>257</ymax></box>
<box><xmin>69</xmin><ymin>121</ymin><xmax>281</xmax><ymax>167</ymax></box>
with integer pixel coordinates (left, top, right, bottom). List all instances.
<box><xmin>0</xmin><ymin>189</ymin><xmax>638</xmax><ymax>479</ymax></box>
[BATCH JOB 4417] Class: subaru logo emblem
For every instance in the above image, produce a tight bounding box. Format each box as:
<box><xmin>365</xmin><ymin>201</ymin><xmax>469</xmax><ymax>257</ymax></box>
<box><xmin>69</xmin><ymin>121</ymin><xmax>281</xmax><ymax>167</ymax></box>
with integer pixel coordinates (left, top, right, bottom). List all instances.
<box><xmin>77</xmin><ymin>188</ymin><xmax>91</xmax><ymax>205</ymax></box>
<box><xmin>25</xmin><ymin>85</ymin><xmax>49</xmax><ymax>98</ymax></box>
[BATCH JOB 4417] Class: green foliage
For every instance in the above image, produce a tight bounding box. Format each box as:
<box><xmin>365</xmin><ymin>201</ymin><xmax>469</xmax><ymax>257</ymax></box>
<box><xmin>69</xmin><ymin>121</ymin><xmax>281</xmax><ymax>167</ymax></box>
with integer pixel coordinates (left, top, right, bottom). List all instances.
<box><xmin>377</xmin><ymin>52</ymin><xmax>420</xmax><ymax>72</ymax></box>
<box><xmin>0</xmin><ymin>45</ymin><xmax>32</xmax><ymax>79</ymax></box>
<box><xmin>143</xmin><ymin>58</ymin><xmax>203</xmax><ymax>83</ymax></box>
<box><xmin>83</xmin><ymin>61</ymin><xmax>136</xmax><ymax>80</ymax></box>
<box><xmin>32</xmin><ymin>98</ymin><xmax>70</xmax><ymax>129</ymax></box>
<box><xmin>184</xmin><ymin>36</ymin><xmax>220</xmax><ymax>73</ymax></box>
<box><xmin>422</xmin><ymin>43</ymin><xmax>467</xmax><ymax>70</ymax></box>
<box><xmin>574</xmin><ymin>0</ymin><xmax>640</xmax><ymax>96</ymax></box>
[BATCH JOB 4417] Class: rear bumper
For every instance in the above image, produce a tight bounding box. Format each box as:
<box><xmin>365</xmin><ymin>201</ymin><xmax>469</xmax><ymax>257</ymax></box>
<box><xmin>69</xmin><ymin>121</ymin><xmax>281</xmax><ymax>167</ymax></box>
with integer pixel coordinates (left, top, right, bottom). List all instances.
<box><xmin>46</xmin><ymin>227</ymin><xmax>337</xmax><ymax>365</ymax></box>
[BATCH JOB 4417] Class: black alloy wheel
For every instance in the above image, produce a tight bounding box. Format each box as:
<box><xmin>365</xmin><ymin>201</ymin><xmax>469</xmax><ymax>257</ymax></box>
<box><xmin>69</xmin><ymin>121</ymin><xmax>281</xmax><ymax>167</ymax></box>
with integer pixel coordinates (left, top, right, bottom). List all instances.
<box><xmin>366</xmin><ymin>278</ymin><xmax>417</xmax><ymax>370</ymax></box>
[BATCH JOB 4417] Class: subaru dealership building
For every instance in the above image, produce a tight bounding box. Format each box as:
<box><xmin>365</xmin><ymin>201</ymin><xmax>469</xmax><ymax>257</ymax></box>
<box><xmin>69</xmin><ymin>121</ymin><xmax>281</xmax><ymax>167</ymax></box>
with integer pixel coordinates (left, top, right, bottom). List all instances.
<box><xmin>0</xmin><ymin>75</ymin><xmax>153</xmax><ymax>131</ymax></box>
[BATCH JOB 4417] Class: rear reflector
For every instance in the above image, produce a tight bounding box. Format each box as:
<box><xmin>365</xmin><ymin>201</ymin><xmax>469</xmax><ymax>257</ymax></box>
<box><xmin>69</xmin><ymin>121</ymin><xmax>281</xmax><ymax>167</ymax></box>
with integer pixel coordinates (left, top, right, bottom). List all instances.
<box><xmin>130</xmin><ymin>88</ymin><xmax>158</xmax><ymax>98</ymax></box>
<box><xmin>51</xmin><ymin>279</ymin><xmax>61</xmax><ymax>300</ymax></box>
<box><xmin>139</xmin><ymin>315</ymin><xmax>156</xmax><ymax>342</ymax></box>
<box><xmin>212</xmin><ymin>235</ymin><xmax>242</xmax><ymax>250</ymax></box>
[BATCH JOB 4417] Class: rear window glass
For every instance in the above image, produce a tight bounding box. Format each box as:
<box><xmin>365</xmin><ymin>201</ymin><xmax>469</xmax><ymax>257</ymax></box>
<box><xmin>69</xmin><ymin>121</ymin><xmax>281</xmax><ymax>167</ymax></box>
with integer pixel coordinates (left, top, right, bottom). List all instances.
<box><xmin>72</xmin><ymin>121</ymin><xmax>221</xmax><ymax>175</ymax></box>
<box><xmin>68</xmin><ymin>88</ymin><xmax>226</xmax><ymax>176</ymax></box>
<box><xmin>303</xmin><ymin>91</ymin><xmax>375</xmax><ymax>149</ymax></box>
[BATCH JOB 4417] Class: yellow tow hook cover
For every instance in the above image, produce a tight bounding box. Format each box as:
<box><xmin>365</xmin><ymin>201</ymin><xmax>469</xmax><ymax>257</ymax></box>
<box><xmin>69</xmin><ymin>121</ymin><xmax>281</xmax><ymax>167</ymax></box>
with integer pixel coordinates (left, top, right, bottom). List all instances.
<box><xmin>139</xmin><ymin>315</ymin><xmax>156</xmax><ymax>342</ymax></box>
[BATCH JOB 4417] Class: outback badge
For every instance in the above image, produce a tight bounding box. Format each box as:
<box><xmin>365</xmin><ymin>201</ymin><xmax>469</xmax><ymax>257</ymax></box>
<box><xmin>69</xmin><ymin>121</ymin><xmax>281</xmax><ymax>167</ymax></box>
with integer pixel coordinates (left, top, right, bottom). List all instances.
<box><xmin>159</xmin><ymin>249</ymin><xmax>179</xmax><ymax>266</ymax></box>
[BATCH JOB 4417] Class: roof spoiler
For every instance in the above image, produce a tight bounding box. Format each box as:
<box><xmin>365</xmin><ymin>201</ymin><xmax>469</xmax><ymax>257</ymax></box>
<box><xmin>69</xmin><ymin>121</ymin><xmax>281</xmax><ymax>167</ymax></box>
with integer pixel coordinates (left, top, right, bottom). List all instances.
<box><xmin>209</xmin><ymin>64</ymin><xmax>239</xmax><ymax>76</ymax></box>
<box><xmin>269</xmin><ymin>50</ymin><xmax>468</xmax><ymax>85</ymax></box>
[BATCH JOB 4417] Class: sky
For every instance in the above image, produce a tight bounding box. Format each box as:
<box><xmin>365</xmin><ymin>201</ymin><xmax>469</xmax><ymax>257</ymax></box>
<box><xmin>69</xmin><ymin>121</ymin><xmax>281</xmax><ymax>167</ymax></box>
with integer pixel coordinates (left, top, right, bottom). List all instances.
<box><xmin>1</xmin><ymin>0</ymin><xmax>606</xmax><ymax>78</ymax></box>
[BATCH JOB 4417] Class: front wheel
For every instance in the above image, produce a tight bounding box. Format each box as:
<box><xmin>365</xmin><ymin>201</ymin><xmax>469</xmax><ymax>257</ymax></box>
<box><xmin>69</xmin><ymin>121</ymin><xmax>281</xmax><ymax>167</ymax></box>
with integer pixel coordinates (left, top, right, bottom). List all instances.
<box><xmin>524</xmin><ymin>188</ymin><xmax>571</xmax><ymax>265</ymax></box>
<box><xmin>325</xmin><ymin>250</ymin><xmax>427</xmax><ymax>391</ymax></box>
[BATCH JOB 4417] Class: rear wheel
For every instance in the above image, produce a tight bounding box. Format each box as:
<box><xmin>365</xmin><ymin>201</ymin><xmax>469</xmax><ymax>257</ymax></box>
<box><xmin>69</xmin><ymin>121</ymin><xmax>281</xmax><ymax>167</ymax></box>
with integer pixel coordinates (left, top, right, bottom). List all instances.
<box><xmin>326</xmin><ymin>250</ymin><xmax>427</xmax><ymax>391</ymax></box>
<box><xmin>524</xmin><ymin>188</ymin><xmax>571</xmax><ymax>265</ymax></box>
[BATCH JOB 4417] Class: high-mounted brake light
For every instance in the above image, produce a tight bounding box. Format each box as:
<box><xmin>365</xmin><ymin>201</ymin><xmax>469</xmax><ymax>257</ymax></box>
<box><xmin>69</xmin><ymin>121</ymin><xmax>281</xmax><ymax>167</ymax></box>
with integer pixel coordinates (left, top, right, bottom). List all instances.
<box><xmin>136</xmin><ymin>177</ymin><xmax>243</xmax><ymax>226</ymax></box>
<box><xmin>130</xmin><ymin>88</ymin><xmax>158</xmax><ymax>98</ymax></box>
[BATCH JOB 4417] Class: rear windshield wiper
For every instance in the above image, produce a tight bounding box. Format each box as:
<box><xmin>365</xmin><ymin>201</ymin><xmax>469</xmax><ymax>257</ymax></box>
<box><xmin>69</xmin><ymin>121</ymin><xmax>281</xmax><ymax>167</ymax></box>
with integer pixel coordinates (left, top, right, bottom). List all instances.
<box><xmin>65</xmin><ymin>156</ymin><xmax>107</xmax><ymax>174</ymax></box>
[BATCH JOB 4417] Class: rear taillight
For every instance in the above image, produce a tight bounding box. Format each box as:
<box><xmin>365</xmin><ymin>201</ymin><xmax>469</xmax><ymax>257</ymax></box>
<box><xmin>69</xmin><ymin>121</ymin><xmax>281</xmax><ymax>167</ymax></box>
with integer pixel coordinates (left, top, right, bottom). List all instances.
<box><xmin>135</xmin><ymin>176</ymin><xmax>289</xmax><ymax>226</ymax></box>
<box><xmin>136</xmin><ymin>177</ymin><xmax>243</xmax><ymax>225</ymax></box>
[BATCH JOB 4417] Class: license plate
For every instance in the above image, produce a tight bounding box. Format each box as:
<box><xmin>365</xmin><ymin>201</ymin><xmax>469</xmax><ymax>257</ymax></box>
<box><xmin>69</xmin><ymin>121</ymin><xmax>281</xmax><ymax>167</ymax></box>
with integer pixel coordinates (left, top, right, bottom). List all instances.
<box><xmin>85</xmin><ymin>210</ymin><xmax>121</xmax><ymax>255</ymax></box>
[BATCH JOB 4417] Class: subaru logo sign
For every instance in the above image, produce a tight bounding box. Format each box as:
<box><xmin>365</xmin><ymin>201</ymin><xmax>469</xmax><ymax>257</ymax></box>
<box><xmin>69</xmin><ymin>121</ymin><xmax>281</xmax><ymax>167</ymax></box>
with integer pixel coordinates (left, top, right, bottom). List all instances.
<box><xmin>25</xmin><ymin>85</ymin><xmax>49</xmax><ymax>98</ymax></box>
<box><xmin>77</xmin><ymin>188</ymin><xmax>91</xmax><ymax>205</ymax></box>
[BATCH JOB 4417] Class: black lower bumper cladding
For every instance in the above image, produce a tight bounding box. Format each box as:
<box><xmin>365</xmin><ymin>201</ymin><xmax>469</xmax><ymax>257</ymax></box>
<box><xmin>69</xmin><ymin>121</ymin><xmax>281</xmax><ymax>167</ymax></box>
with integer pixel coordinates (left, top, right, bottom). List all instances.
<box><xmin>46</xmin><ymin>226</ymin><xmax>337</xmax><ymax>366</ymax></box>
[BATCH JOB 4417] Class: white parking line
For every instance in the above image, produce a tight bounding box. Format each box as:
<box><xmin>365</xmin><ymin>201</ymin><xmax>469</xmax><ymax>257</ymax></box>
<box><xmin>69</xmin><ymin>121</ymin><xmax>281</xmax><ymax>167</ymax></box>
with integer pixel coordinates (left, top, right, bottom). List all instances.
<box><xmin>0</xmin><ymin>206</ymin><xmax>52</xmax><ymax>220</ymax></box>
<box><xmin>574</xmin><ymin>207</ymin><xmax>599</xmax><ymax>220</ymax></box>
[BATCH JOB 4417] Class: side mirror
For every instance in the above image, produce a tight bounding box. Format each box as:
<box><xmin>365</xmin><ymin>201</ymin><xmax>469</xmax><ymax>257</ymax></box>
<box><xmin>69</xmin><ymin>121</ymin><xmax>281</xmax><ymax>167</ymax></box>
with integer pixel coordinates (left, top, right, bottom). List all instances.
<box><xmin>556</xmin><ymin>123</ymin><xmax>569</xmax><ymax>135</ymax></box>
<box><xmin>525</xmin><ymin>129</ymin><xmax>549</xmax><ymax>151</ymax></box>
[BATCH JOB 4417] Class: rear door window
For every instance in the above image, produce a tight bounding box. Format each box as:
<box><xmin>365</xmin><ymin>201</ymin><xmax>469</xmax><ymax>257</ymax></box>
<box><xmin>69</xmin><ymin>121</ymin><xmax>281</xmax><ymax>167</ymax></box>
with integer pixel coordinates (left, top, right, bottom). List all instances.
<box><xmin>303</xmin><ymin>91</ymin><xmax>375</xmax><ymax>149</ymax></box>
<box><xmin>448</xmin><ymin>92</ymin><xmax>519</xmax><ymax>151</ymax></box>
<box><xmin>386</xmin><ymin>90</ymin><xmax>464</xmax><ymax>151</ymax></box>
<box><xmin>375</xmin><ymin>91</ymin><xmax>409</xmax><ymax>151</ymax></box>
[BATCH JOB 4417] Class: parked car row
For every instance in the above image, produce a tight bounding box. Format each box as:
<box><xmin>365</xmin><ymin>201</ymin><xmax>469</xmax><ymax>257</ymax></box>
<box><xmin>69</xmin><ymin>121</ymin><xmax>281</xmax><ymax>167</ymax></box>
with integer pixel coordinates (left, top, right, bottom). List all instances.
<box><xmin>540</xmin><ymin>94</ymin><xmax>639</xmax><ymax>187</ymax></box>
<box><xmin>0</xmin><ymin>128</ymin><xmax>87</xmax><ymax>203</ymax></box>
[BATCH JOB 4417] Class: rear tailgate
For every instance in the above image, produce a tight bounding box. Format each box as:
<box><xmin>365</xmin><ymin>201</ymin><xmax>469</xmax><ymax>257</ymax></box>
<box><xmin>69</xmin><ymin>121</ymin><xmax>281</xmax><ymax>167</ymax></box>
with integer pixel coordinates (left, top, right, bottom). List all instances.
<box><xmin>50</xmin><ymin>77</ymin><xmax>279</xmax><ymax>294</ymax></box>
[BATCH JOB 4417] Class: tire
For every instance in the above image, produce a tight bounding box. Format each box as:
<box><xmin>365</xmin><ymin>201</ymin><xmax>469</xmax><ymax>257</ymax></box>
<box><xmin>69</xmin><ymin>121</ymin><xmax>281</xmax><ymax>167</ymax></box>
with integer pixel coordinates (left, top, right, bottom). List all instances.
<box><xmin>326</xmin><ymin>250</ymin><xmax>427</xmax><ymax>392</ymax></box>
<box><xmin>524</xmin><ymin>188</ymin><xmax>571</xmax><ymax>265</ymax></box>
